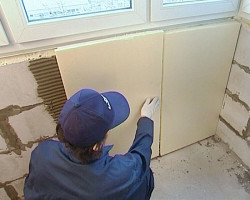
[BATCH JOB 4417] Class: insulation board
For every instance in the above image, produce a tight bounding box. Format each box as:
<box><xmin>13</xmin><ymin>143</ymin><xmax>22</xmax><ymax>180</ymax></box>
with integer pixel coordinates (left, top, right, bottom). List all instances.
<box><xmin>161</xmin><ymin>21</ymin><xmax>241</xmax><ymax>155</ymax></box>
<box><xmin>55</xmin><ymin>31</ymin><xmax>163</xmax><ymax>157</ymax></box>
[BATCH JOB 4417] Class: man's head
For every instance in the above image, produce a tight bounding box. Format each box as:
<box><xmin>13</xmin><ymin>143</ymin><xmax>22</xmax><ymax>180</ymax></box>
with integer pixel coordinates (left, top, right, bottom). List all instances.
<box><xmin>58</xmin><ymin>88</ymin><xmax>130</xmax><ymax>148</ymax></box>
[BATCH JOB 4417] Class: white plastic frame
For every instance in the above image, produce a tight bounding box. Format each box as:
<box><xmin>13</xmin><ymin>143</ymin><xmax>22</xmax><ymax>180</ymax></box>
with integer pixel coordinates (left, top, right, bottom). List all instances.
<box><xmin>0</xmin><ymin>21</ymin><xmax>8</xmax><ymax>46</ymax></box>
<box><xmin>0</xmin><ymin>0</ymin><xmax>147</xmax><ymax>43</ymax></box>
<box><xmin>151</xmin><ymin>0</ymin><xmax>240</xmax><ymax>22</ymax></box>
<box><xmin>239</xmin><ymin>0</ymin><xmax>250</xmax><ymax>21</ymax></box>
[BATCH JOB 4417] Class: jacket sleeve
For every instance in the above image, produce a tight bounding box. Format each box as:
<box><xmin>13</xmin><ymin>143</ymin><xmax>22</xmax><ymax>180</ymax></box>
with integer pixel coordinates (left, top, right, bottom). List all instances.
<box><xmin>128</xmin><ymin>117</ymin><xmax>154</xmax><ymax>170</ymax></box>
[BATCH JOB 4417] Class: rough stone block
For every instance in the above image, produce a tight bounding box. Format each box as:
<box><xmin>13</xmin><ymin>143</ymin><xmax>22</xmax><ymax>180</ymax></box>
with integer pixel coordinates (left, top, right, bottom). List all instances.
<box><xmin>9</xmin><ymin>105</ymin><xmax>56</xmax><ymax>144</ymax></box>
<box><xmin>0</xmin><ymin>145</ymin><xmax>35</xmax><ymax>183</ymax></box>
<box><xmin>220</xmin><ymin>94</ymin><xmax>250</xmax><ymax>136</ymax></box>
<box><xmin>227</xmin><ymin>64</ymin><xmax>250</xmax><ymax>106</ymax></box>
<box><xmin>216</xmin><ymin>120</ymin><xmax>250</xmax><ymax>167</ymax></box>
<box><xmin>0</xmin><ymin>62</ymin><xmax>42</xmax><ymax>110</ymax></box>
<box><xmin>234</xmin><ymin>24</ymin><xmax>250</xmax><ymax>66</ymax></box>
<box><xmin>0</xmin><ymin>188</ymin><xmax>10</xmax><ymax>200</ymax></box>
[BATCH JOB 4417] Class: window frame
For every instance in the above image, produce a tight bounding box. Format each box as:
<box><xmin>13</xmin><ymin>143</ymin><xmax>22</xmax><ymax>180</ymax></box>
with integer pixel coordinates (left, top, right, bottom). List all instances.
<box><xmin>0</xmin><ymin>0</ymin><xmax>242</xmax><ymax>57</ymax></box>
<box><xmin>0</xmin><ymin>21</ymin><xmax>8</xmax><ymax>46</ymax></box>
<box><xmin>0</xmin><ymin>0</ymin><xmax>147</xmax><ymax>43</ymax></box>
<box><xmin>151</xmin><ymin>0</ymin><xmax>240</xmax><ymax>22</ymax></box>
<box><xmin>239</xmin><ymin>0</ymin><xmax>250</xmax><ymax>21</ymax></box>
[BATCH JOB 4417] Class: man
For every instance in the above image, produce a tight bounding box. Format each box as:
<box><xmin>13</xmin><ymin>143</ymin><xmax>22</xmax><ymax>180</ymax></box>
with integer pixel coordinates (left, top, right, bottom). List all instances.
<box><xmin>24</xmin><ymin>88</ymin><xmax>160</xmax><ymax>200</ymax></box>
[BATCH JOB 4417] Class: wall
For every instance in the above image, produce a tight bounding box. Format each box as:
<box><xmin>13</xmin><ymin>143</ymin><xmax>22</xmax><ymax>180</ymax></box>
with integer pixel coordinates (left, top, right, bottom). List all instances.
<box><xmin>54</xmin><ymin>22</ymin><xmax>239</xmax><ymax>159</ymax></box>
<box><xmin>0</xmin><ymin>52</ymin><xmax>59</xmax><ymax>199</ymax></box>
<box><xmin>0</xmin><ymin>21</ymin><xmax>248</xmax><ymax>199</ymax></box>
<box><xmin>216</xmin><ymin>22</ymin><xmax>250</xmax><ymax>167</ymax></box>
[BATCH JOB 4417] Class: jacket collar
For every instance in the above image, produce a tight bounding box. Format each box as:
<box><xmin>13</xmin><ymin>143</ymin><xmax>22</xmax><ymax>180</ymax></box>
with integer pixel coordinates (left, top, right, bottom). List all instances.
<box><xmin>60</xmin><ymin>143</ymin><xmax>114</xmax><ymax>164</ymax></box>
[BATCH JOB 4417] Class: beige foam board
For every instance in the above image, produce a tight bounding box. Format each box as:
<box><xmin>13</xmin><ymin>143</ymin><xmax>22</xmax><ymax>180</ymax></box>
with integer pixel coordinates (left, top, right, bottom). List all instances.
<box><xmin>161</xmin><ymin>21</ymin><xmax>241</xmax><ymax>155</ymax></box>
<box><xmin>55</xmin><ymin>31</ymin><xmax>163</xmax><ymax>158</ymax></box>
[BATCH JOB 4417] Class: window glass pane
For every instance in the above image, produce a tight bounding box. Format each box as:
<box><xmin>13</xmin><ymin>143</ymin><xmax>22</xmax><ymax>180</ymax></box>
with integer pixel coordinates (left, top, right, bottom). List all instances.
<box><xmin>163</xmin><ymin>0</ymin><xmax>209</xmax><ymax>5</ymax></box>
<box><xmin>19</xmin><ymin>0</ymin><xmax>132</xmax><ymax>23</ymax></box>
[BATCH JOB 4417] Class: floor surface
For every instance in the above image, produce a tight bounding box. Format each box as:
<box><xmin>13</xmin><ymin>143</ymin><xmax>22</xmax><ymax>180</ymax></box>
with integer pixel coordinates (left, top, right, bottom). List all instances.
<box><xmin>150</xmin><ymin>136</ymin><xmax>250</xmax><ymax>200</ymax></box>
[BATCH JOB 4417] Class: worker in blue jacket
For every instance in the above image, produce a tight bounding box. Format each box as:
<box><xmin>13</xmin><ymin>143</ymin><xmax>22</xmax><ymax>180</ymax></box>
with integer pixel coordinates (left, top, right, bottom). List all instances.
<box><xmin>24</xmin><ymin>88</ymin><xmax>160</xmax><ymax>200</ymax></box>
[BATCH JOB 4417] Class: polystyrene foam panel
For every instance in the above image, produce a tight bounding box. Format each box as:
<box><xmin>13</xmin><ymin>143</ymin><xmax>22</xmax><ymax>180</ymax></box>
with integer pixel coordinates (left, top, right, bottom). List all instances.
<box><xmin>161</xmin><ymin>21</ymin><xmax>240</xmax><ymax>155</ymax></box>
<box><xmin>55</xmin><ymin>31</ymin><xmax>163</xmax><ymax>158</ymax></box>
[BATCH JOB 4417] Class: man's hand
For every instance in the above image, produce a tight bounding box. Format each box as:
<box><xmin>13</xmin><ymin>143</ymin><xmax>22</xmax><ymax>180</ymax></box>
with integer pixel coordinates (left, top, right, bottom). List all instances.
<box><xmin>141</xmin><ymin>97</ymin><xmax>160</xmax><ymax>119</ymax></box>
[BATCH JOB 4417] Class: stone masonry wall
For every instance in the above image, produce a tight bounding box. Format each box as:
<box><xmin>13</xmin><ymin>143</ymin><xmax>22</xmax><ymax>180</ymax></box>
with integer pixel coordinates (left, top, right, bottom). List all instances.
<box><xmin>0</xmin><ymin>23</ymin><xmax>249</xmax><ymax>199</ymax></box>
<box><xmin>216</xmin><ymin>23</ymin><xmax>250</xmax><ymax>167</ymax></box>
<box><xmin>0</xmin><ymin>53</ymin><xmax>60</xmax><ymax>199</ymax></box>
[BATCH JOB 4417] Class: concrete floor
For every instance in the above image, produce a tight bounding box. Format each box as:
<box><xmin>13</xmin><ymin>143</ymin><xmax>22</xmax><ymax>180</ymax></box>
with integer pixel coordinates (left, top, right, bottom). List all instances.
<box><xmin>150</xmin><ymin>136</ymin><xmax>250</xmax><ymax>200</ymax></box>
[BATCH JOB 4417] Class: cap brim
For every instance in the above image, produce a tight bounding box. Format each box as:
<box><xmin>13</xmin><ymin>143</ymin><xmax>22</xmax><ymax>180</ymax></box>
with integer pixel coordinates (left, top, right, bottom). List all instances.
<box><xmin>101</xmin><ymin>91</ymin><xmax>130</xmax><ymax>129</ymax></box>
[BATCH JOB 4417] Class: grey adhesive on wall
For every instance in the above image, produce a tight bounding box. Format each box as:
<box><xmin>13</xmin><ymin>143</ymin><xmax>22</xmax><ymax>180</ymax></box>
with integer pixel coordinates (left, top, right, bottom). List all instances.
<box><xmin>28</xmin><ymin>56</ymin><xmax>67</xmax><ymax>121</ymax></box>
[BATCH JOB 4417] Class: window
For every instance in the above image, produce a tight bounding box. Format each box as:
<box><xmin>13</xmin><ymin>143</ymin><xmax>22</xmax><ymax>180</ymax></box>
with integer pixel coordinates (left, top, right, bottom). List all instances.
<box><xmin>19</xmin><ymin>0</ymin><xmax>132</xmax><ymax>24</ymax></box>
<box><xmin>0</xmin><ymin>0</ymin><xmax>146</xmax><ymax>43</ymax></box>
<box><xmin>151</xmin><ymin>0</ymin><xmax>240</xmax><ymax>22</ymax></box>
<box><xmin>163</xmin><ymin>0</ymin><xmax>208</xmax><ymax>4</ymax></box>
<box><xmin>0</xmin><ymin>0</ymin><xmax>241</xmax><ymax>56</ymax></box>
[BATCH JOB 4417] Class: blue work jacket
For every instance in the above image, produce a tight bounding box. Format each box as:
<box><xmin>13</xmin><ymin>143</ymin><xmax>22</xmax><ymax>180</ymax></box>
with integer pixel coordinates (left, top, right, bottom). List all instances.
<box><xmin>24</xmin><ymin>117</ymin><xmax>154</xmax><ymax>200</ymax></box>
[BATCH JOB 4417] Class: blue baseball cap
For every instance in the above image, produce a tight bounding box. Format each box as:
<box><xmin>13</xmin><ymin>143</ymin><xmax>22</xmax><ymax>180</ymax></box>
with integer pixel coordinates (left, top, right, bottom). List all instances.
<box><xmin>58</xmin><ymin>89</ymin><xmax>130</xmax><ymax>147</ymax></box>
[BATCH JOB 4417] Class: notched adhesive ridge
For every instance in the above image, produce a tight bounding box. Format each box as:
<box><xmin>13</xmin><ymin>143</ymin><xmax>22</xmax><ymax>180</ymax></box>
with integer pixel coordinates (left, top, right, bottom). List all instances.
<box><xmin>28</xmin><ymin>56</ymin><xmax>67</xmax><ymax>121</ymax></box>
